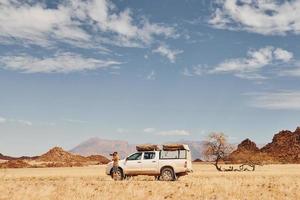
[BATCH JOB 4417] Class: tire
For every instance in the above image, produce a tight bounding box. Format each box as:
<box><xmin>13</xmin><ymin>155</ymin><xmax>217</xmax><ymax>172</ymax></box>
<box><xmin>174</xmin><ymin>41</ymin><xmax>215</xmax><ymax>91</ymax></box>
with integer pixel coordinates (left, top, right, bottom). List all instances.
<box><xmin>160</xmin><ymin>167</ymin><xmax>175</xmax><ymax>181</ymax></box>
<box><xmin>110</xmin><ymin>168</ymin><xmax>124</xmax><ymax>181</ymax></box>
<box><xmin>125</xmin><ymin>175</ymin><xmax>133</xmax><ymax>180</ymax></box>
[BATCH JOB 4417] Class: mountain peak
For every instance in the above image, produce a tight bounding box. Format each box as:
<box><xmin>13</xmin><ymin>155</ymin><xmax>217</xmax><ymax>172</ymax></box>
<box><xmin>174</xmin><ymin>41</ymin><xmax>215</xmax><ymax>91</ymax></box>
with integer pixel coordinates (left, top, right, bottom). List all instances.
<box><xmin>237</xmin><ymin>138</ymin><xmax>259</xmax><ymax>152</ymax></box>
<box><xmin>38</xmin><ymin>146</ymin><xmax>85</xmax><ymax>162</ymax></box>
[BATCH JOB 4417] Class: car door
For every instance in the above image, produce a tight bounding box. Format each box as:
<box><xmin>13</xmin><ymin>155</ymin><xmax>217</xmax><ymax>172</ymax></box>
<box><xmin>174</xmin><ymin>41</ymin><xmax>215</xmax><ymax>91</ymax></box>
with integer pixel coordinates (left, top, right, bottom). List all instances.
<box><xmin>141</xmin><ymin>152</ymin><xmax>158</xmax><ymax>174</ymax></box>
<box><xmin>124</xmin><ymin>152</ymin><xmax>143</xmax><ymax>174</ymax></box>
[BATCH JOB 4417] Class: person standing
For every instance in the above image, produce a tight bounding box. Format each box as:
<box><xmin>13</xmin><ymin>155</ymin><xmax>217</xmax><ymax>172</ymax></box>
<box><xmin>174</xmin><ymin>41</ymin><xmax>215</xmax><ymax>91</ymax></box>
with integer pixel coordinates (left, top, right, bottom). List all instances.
<box><xmin>112</xmin><ymin>152</ymin><xmax>119</xmax><ymax>180</ymax></box>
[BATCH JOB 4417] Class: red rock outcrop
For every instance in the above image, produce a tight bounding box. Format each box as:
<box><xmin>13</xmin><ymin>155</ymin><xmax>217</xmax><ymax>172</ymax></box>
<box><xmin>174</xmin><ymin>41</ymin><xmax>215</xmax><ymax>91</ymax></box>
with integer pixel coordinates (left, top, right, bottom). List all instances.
<box><xmin>36</xmin><ymin>147</ymin><xmax>110</xmax><ymax>166</ymax></box>
<box><xmin>228</xmin><ymin>127</ymin><xmax>300</xmax><ymax>164</ymax></box>
<box><xmin>37</xmin><ymin>147</ymin><xmax>88</xmax><ymax>162</ymax></box>
<box><xmin>226</xmin><ymin>139</ymin><xmax>266</xmax><ymax>164</ymax></box>
<box><xmin>260</xmin><ymin>127</ymin><xmax>300</xmax><ymax>163</ymax></box>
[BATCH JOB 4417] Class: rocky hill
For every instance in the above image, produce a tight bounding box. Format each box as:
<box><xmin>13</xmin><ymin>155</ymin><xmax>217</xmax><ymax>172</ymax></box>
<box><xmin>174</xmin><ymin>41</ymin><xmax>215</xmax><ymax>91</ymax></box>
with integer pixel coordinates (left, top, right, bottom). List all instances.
<box><xmin>37</xmin><ymin>147</ymin><xmax>110</xmax><ymax>164</ymax></box>
<box><xmin>0</xmin><ymin>160</ymin><xmax>31</xmax><ymax>168</ymax></box>
<box><xmin>226</xmin><ymin>139</ymin><xmax>272</xmax><ymax>164</ymax></box>
<box><xmin>227</xmin><ymin>127</ymin><xmax>300</xmax><ymax>164</ymax></box>
<box><xmin>37</xmin><ymin>147</ymin><xmax>87</xmax><ymax>162</ymax></box>
<box><xmin>260</xmin><ymin>127</ymin><xmax>300</xmax><ymax>163</ymax></box>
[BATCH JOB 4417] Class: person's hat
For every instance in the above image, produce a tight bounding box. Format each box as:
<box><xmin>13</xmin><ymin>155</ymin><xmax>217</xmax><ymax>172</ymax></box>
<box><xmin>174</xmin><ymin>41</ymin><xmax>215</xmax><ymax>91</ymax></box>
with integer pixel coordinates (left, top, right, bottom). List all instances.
<box><xmin>110</xmin><ymin>152</ymin><xmax>118</xmax><ymax>156</ymax></box>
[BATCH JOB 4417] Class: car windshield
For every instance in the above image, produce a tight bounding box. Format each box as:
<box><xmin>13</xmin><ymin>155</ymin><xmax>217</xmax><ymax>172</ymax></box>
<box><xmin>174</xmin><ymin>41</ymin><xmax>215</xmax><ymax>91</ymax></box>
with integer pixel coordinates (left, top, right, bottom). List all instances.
<box><xmin>127</xmin><ymin>152</ymin><xmax>142</xmax><ymax>160</ymax></box>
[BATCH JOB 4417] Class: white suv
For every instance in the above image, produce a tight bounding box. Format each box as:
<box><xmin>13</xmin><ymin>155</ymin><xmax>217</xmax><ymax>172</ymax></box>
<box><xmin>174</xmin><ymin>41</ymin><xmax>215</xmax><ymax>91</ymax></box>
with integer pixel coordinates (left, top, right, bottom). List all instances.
<box><xmin>105</xmin><ymin>144</ymin><xmax>193</xmax><ymax>181</ymax></box>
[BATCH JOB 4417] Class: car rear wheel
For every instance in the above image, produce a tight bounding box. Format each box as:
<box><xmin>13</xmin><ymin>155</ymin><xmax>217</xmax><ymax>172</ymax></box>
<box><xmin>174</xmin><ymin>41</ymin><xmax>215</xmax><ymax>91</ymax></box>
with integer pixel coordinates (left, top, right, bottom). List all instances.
<box><xmin>160</xmin><ymin>167</ymin><xmax>175</xmax><ymax>181</ymax></box>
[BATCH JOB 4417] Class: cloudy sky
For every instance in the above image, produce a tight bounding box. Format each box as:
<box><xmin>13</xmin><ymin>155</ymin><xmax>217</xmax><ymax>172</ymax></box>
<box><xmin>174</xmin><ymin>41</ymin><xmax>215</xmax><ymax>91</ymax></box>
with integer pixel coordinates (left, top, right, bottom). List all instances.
<box><xmin>1</xmin><ymin>0</ymin><xmax>300</xmax><ymax>156</ymax></box>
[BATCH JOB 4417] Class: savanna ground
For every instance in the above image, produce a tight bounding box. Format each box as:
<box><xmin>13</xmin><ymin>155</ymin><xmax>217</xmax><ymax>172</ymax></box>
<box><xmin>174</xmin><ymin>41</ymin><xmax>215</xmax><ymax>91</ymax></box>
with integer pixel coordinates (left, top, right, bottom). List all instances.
<box><xmin>0</xmin><ymin>164</ymin><xmax>299</xmax><ymax>200</ymax></box>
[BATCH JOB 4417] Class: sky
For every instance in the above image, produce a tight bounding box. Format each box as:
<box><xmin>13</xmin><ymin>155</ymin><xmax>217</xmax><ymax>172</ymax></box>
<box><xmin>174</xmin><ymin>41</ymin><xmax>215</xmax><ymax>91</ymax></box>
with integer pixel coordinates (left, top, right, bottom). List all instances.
<box><xmin>1</xmin><ymin>0</ymin><xmax>300</xmax><ymax>156</ymax></box>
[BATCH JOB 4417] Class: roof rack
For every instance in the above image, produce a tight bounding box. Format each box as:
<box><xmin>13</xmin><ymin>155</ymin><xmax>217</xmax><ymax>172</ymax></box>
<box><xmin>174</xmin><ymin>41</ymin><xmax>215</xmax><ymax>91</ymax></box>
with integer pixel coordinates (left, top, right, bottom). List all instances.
<box><xmin>136</xmin><ymin>144</ymin><xmax>190</xmax><ymax>151</ymax></box>
<box><xmin>136</xmin><ymin>144</ymin><xmax>160</xmax><ymax>151</ymax></box>
<box><xmin>163</xmin><ymin>144</ymin><xmax>189</xmax><ymax>151</ymax></box>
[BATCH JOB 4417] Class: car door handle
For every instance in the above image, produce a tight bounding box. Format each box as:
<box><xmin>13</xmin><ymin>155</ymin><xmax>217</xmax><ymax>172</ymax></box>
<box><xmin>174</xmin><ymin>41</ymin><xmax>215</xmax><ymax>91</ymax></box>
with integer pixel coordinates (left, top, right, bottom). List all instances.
<box><xmin>137</xmin><ymin>161</ymin><xmax>142</xmax><ymax>163</ymax></box>
<box><xmin>152</xmin><ymin>161</ymin><xmax>156</xmax><ymax>163</ymax></box>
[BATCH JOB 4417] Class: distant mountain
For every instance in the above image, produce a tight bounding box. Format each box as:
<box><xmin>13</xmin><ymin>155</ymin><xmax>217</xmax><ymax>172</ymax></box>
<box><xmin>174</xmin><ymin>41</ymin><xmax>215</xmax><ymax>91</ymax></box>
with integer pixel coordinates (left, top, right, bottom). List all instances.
<box><xmin>0</xmin><ymin>153</ymin><xmax>38</xmax><ymax>161</ymax></box>
<box><xmin>70</xmin><ymin>138</ymin><xmax>206</xmax><ymax>160</ymax></box>
<box><xmin>0</xmin><ymin>153</ymin><xmax>16</xmax><ymax>161</ymax></box>
<box><xmin>70</xmin><ymin>138</ymin><xmax>136</xmax><ymax>158</ymax></box>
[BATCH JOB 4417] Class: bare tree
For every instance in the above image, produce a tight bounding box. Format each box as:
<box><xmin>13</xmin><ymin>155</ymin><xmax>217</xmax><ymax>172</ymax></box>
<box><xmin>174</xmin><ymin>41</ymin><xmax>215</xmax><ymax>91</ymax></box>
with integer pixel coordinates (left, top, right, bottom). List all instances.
<box><xmin>203</xmin><ymin>132</ymin><xmax>234</xmax><ymax>171</ymax></box>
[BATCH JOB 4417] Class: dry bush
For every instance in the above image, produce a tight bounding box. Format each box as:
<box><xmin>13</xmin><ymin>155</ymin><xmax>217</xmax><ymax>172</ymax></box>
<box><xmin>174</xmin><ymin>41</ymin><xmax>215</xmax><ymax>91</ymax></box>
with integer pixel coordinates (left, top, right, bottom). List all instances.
<box><xmin>202</xmin><ymin>132</ymin><xmax>234</xmax><ymax>171</ymax></box>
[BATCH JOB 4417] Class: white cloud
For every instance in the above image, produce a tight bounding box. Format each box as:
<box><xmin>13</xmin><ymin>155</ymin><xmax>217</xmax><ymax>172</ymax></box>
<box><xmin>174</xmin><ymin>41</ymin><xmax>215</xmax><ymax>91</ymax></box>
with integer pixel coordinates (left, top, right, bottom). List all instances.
<box><xmin>0</xmin><ymin>116</ymin><xmax>33</xmax><ymax>126</ymax></box>
<box><xmin>0</xmin><ymin>0</ymin><xmax>176</xmax><ymax>48</ymax></box>
<box><xmin>14</xmin><ymin>119</ymin><xmax>32</xmax><ymax>126</ymax></box>
<box><xmin>146</xmin><ymin>71</ymin><xmax>156</xmax><ymax>80</ymax></box>
<box><xmin>213</xmin><ymin>47</ymin><xmax>274</xmax><ymax>73</ymax></box>
<box><xmin>0</xmin><ymin>52</ymin><xmax>121</xmax><ymax>73</ymax></box>
<box><xmin>247</xmin><ymin>91</ymin><xmax>300</xmax><ymax>110</ymax></box>
<box><xmin>0</xmin><ymin>0</ymin><xmax>90</xmax><ymax>47</ymax></box>
<box><xmin>143</xmin><ymin>128</ymin><xmax>156</xmax><ymax>133</ymax></box>
<box><xmin>211</xmin><ymin>46</ymin><xmax>293</xmax><ymax>79</ymax></box>
<box><xmin>182</xmin><ymin>65</ymin><xmax>206</xmax><ymax>77</ymax></box>
<box><xmin>273</xmin><ymin>48</ymin><xmax>294</xmax><ymax>62</ymax></box>
<box><xmin>279</xmin><ymin>63</ymin><xmax>300</xmax><ymax>77</ymax></box>
<box><xmin>62</xmin><ymin>118</ymin><xmax>88</xmax><ymax>124</ymax></box>
<box><xmin>182</xmin><ymin>68</ymin><xmax>193</xmax><ymax>77</ymax></box>
<box><xmin>116</xmin><ymin>128</ymin><xmax>129</xmax><ymax>133</ymax></box>
<box><xmin>153</xmin><ymin>45</ymin><xmax>183</xmax><ymax>63</ymax></box>
<box><xmin>157</xmin><ymin>130</ymin><xmax>191</xmax><ymax>136</ymax></box>
<box><xmin>0</xmin><ymin>116</ymin><xmax>7</xmax><ymax>123</ymax></box>
<box><xmin>0</xmin><ymin>0</ymin><xmax>177</xmax><ymax>74</ymax></box>
<box><xmin>183</xmin><ymin>46</ymin><xmax>295</xmax><ymax>80</ymax></box>
<box><xmin>209</xmin><ymin>0</ymin><xmax>300</xmax><ymax>35</ymax></box>
<box><xmin>234</xmin><ymin>73</ymin><xmax>268</xmax><ymax>80</ymax></box>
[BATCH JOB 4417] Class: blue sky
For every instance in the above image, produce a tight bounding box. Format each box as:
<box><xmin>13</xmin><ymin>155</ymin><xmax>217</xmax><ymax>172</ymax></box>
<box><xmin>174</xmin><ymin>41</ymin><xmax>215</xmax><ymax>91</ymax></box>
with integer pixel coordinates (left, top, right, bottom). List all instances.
<box><xmin>1</xmin><ymin>0</ymin><xmax>300</xmax><ymax>156</ymax></box>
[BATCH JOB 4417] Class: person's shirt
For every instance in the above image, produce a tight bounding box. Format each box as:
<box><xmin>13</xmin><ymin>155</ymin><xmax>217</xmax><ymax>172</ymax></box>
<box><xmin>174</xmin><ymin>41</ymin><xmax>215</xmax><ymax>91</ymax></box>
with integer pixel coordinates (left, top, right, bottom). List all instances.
<box><xmin>112</xmin><ymin>154</ymin><xmax>119</xmax><ymax>166</ymax></box>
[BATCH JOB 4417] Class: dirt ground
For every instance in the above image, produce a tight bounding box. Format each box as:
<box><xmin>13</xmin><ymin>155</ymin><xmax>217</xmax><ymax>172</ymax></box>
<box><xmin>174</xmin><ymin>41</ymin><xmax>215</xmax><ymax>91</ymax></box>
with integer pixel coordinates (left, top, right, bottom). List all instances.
<box><xmin>0</xmin><ymin>164</ymin><xmax>299</xmax><ymax>200</ymax></box>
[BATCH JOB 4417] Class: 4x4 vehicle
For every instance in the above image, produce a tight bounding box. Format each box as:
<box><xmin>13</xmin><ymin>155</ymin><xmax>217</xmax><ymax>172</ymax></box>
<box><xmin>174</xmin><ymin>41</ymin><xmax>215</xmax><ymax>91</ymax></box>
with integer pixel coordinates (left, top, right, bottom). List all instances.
<box><xmin>105</xmin><ymin>144</ymin><xmax>193</xmax><ymax>181</ymax></box>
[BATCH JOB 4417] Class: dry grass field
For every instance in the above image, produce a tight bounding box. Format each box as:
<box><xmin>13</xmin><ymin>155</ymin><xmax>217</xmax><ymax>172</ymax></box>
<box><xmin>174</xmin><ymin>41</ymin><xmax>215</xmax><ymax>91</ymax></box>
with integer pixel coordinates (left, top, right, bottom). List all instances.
<box><xmin>0</xmin><ymin>164</ymin><xmax>299</xmax><ymax>200</ymax></box>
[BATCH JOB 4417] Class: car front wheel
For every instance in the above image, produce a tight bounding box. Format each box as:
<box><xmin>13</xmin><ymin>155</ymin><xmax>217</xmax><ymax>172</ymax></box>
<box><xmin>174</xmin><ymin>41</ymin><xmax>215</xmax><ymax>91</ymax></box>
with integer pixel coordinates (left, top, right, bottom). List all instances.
<box><xmin>111</xmin><ymin>168</ymin><xmax>124</xmax><ymax>181</ymax></box>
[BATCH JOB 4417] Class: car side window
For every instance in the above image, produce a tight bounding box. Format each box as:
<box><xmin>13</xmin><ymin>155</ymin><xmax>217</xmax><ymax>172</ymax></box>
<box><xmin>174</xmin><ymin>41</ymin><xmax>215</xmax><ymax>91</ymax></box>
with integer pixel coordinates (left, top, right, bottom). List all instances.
<box><xmin>127</xmin><ymin>153</ymin><xmax>142</xmax><ymax>160</ymax></box>
<box><xmin>144</xmin><ymin>152</ymin><xmax>155</xmax><ymax>160</ymax></box>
